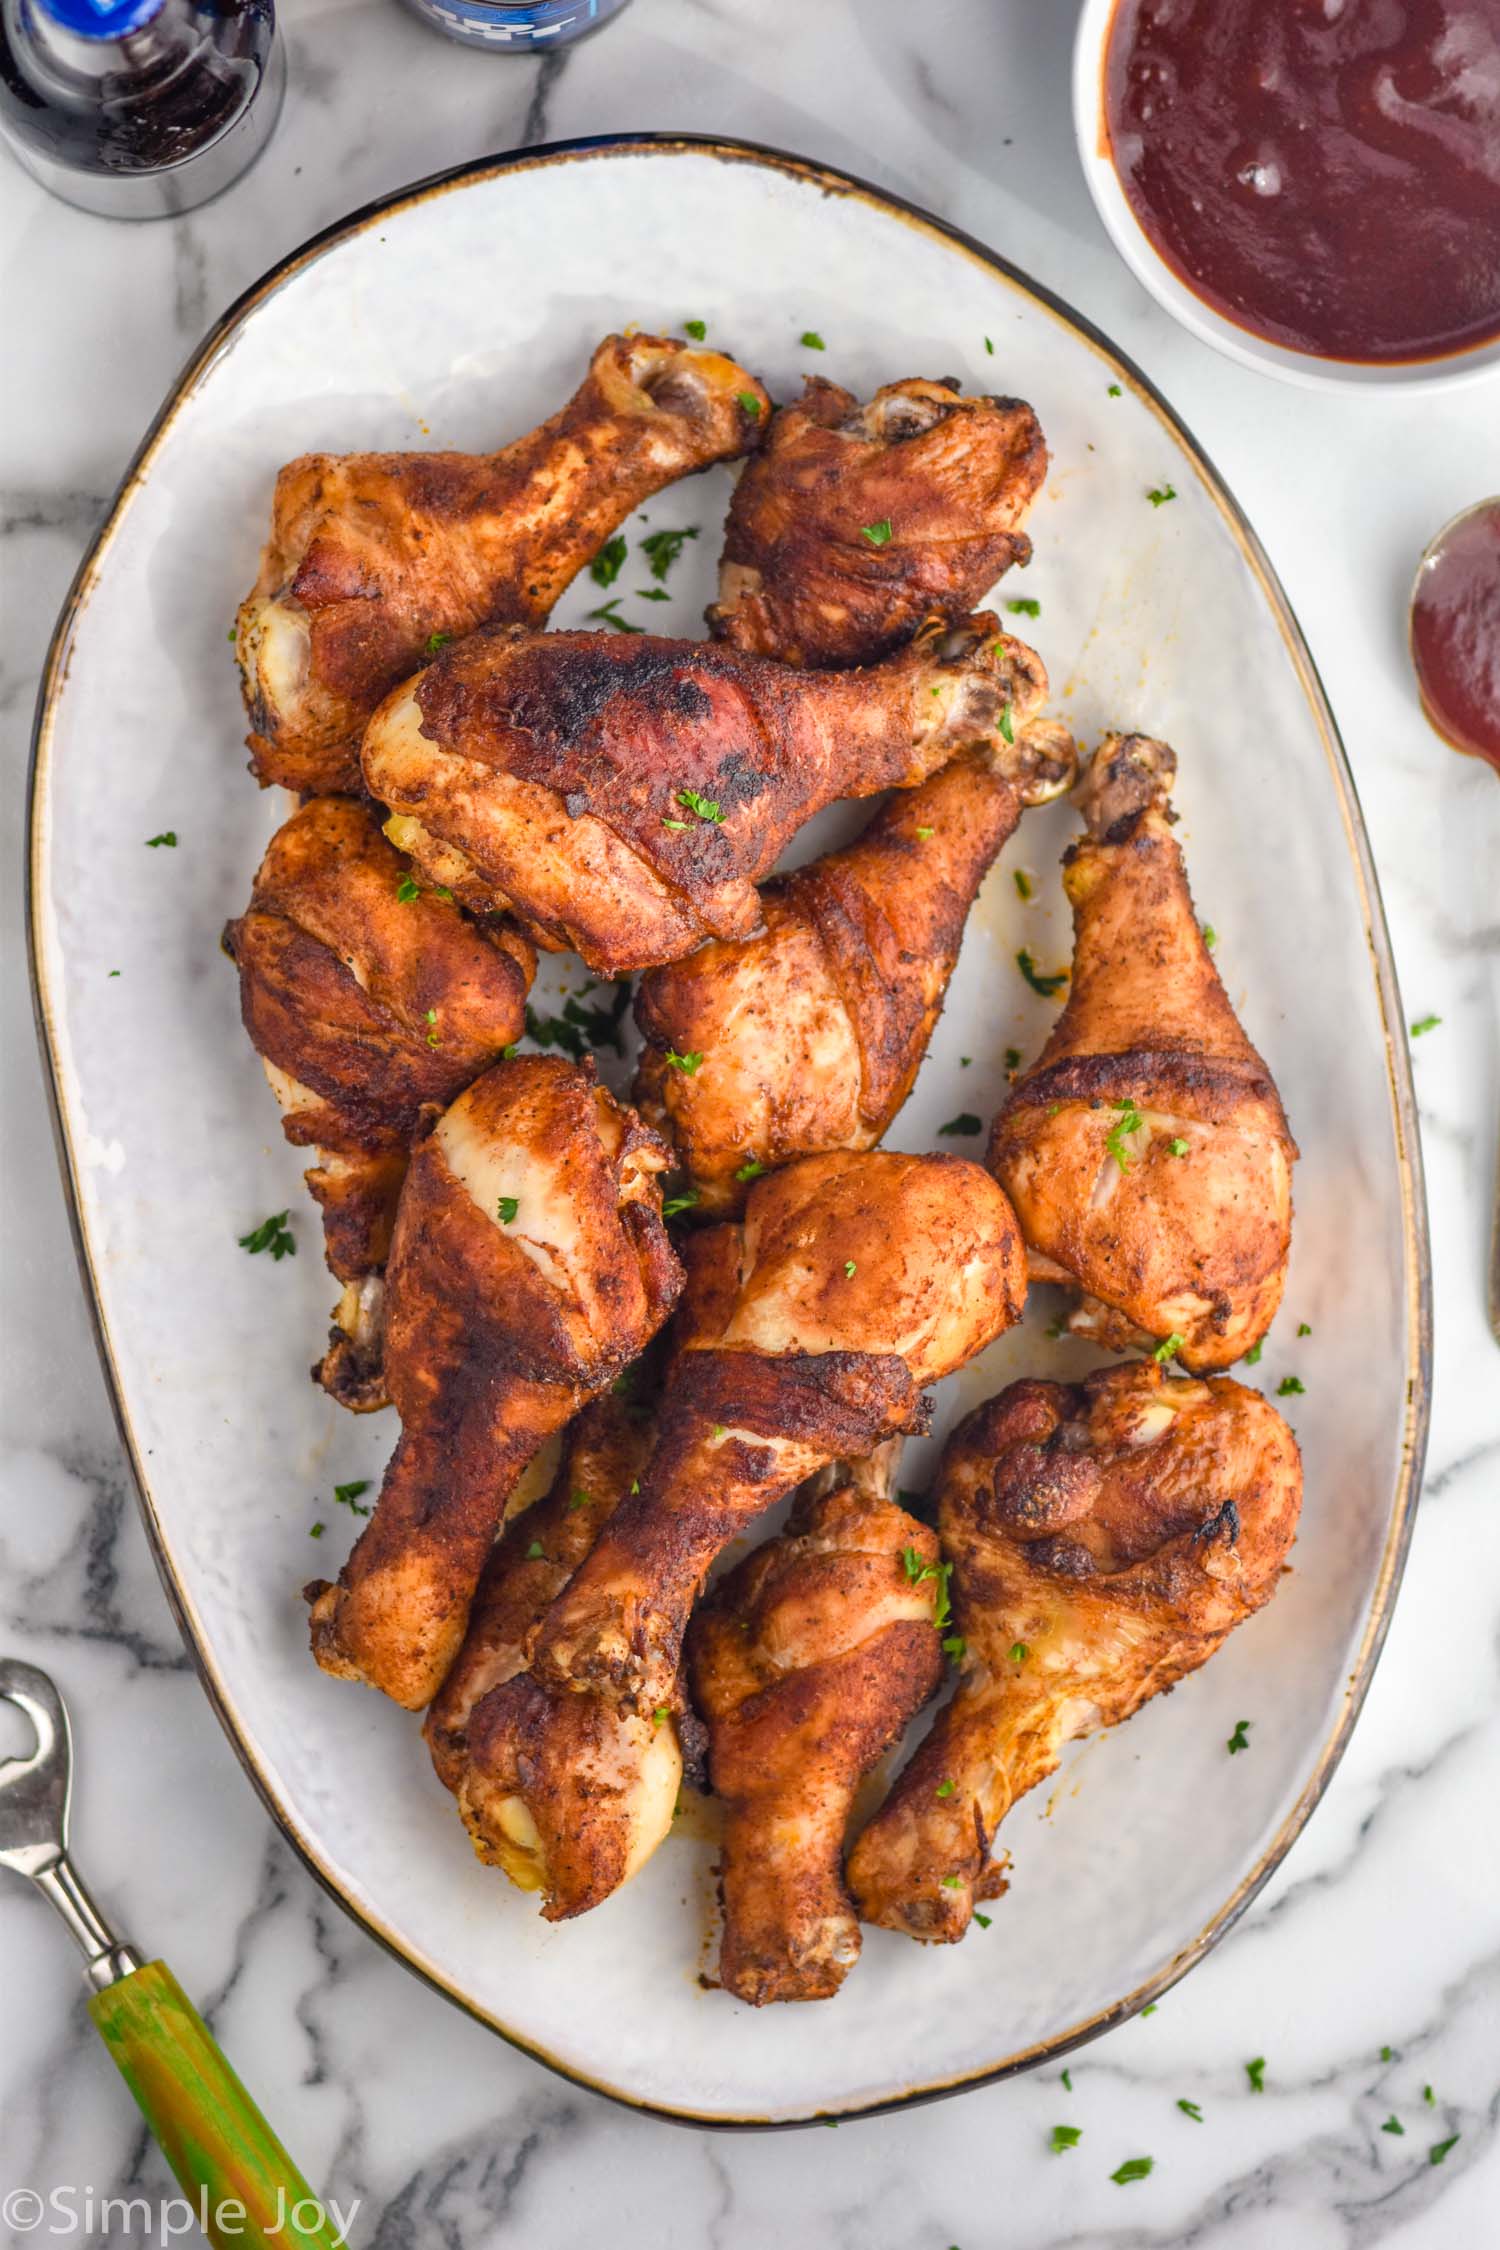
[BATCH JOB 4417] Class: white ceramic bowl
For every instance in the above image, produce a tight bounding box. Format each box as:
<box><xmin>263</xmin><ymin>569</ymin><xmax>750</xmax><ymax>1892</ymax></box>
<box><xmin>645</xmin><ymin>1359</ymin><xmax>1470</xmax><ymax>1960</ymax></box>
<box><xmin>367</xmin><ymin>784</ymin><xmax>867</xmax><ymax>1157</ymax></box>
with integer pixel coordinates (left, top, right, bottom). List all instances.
<box><xmin>1072</xmin><ymin>0</ymin><xmax>1500</xmax><ymax>395</ymax></box>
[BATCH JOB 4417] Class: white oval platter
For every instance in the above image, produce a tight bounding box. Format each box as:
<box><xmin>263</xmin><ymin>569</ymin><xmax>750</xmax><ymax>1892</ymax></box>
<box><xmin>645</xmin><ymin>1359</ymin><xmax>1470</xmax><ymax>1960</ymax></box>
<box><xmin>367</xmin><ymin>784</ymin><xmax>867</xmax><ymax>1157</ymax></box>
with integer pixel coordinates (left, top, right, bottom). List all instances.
<box><xmin>27</xmin><ymin>136</ymin><xmax>1430</xmax><ymax>2125</ymax></box>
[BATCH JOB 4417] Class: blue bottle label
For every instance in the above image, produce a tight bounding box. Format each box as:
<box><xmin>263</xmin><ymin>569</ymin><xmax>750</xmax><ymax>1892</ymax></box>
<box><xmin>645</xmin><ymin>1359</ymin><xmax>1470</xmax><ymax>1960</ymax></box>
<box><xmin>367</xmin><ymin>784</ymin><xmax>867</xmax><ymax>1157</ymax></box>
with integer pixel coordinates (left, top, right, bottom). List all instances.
<box><xmin>407</xmin><ymin>0</ymin><xmax>630</xmax><ymax>43</ymax></box>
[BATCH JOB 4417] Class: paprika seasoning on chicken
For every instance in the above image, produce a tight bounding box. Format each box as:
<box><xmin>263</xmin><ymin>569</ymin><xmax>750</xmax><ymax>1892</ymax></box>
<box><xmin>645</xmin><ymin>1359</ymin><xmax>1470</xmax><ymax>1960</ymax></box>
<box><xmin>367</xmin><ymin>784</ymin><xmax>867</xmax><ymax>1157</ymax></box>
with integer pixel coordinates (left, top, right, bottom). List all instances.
<box><xmin>1103</xmin><ymin>0</ymin><xmax>1500</xmax><ymax>365</ymax></box>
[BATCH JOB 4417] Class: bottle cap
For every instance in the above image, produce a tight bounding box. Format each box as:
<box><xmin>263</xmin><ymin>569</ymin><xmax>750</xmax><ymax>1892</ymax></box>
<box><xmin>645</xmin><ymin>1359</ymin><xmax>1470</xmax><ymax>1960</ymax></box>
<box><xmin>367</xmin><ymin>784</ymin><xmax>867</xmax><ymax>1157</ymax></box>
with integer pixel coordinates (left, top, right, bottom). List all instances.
<box><xmin>36</xmin><ymin>0</ymin><xmax>165</xmax><ymax>37</ymax></box>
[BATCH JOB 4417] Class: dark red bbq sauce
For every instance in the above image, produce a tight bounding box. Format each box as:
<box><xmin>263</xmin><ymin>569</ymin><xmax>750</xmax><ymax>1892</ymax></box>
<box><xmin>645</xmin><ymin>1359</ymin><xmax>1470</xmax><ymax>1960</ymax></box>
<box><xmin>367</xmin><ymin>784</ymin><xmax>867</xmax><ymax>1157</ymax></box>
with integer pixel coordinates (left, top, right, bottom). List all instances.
<box><xmin>1411</xmin><ymin>501</ymin><xmax>1500</xmax><ymax>770</ymax></box>
<box><xmin>1104</xmin><ymin>0</ymin><xmax>1500</xmax><ymax>363</ymax></box>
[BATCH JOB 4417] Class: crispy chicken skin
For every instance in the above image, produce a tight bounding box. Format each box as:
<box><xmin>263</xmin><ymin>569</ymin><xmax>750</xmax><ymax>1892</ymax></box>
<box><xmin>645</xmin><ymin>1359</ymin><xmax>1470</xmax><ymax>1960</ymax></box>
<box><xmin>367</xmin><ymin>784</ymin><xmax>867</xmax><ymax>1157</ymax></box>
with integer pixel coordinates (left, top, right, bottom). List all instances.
<box><xmin>427</xmin><ymin>1389</ymin><xmax>691</xmax><ymax>1922</ymax></box>
<box><xmin>710</xmin><ymin>376</ymin><xmax>1048</xmax><ymax>666</ymax></box>
<box><xmin>237</xmin><ymin>333</ymin><xmax>770</xmax><ymax>796</ymax></box>
<box><xmin>987</xmin><ymin>735</ymin><xmax>1297</xmax><ymax>1370</ymax></box>
<box><xmin>688</xmin><ymin>1451</ymin><xmax>944</xmax><ymax>2004</ymax></box>
<box><xmin>529</xmin><ymin>1149</ymin><xmax>1028</xmax><ymax>1717</ymax></box>
<box><xmin>362</xmin><ymin>612</ymin><xmax>1051</xmax><ymax>975</ymax></box>
<box><xmin>424</xmin><ymin>1387</ymin><xmax>658</xmax><ymax>1795</ymax></box>
<box><xmin>305</xmin><ymin>1056</ymin><xmax>681</xmax><ymax>1708</ymax></box>
<box><xmin>223</xmin><ymin>795</ymin><xmax>535</xmax><ymax>1410</ymax></box>
<box><xmin>847</xmin><ymin>1361</ymin><xmax>1302</xmax><ymax>1941</ymax></box>
<box><xmin>633</xmin><ymin>735</ymin><xmax>1075</xmax><ymax>1212</ymax></box>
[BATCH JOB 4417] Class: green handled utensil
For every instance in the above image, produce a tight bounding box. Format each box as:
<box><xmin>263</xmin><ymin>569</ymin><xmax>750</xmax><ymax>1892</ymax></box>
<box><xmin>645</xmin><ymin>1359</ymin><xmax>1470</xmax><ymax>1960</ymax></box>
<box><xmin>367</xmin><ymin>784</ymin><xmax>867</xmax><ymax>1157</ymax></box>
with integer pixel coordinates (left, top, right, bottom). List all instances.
<box><xmin>0</xmin><ymin>1657</ymin><xmax>348</xmax><ymax>2248</ymax></box>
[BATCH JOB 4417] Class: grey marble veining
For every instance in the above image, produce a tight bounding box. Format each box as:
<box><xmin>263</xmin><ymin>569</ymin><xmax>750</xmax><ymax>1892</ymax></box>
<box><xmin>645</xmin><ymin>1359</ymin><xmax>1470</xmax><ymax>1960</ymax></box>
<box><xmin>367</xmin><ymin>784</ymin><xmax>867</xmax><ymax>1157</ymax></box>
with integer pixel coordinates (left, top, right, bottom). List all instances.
<box><xmin>2</xmin><ymin>0</ymin><xmax>1497</xmax><ymax>2243</ymax></box>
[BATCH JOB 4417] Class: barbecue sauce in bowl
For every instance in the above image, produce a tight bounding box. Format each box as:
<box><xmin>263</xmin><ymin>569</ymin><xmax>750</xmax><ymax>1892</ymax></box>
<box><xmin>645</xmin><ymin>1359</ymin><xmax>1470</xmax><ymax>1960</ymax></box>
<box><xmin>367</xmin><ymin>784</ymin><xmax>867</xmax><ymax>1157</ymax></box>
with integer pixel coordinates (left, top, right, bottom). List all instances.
<box><xmin>1103</xmin><ymin>0</ymin><xmax>1500</xmax><ymax>364</ymax></box>
<box><xmin>1411</xmin><ymin>501</ymin><xmax>1500</xmax><ymax>771</ymax></box>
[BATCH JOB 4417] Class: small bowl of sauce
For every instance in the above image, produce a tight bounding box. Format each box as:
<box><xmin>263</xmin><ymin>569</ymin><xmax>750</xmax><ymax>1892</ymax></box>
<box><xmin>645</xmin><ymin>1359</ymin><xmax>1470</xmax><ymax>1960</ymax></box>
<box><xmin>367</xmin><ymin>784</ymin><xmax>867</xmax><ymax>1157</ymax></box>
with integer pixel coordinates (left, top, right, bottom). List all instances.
<box><xmin>1411</xmin><ymin>499</ymin><xmax>1500</xmax><ymax>772</ymax></box>
<box><xmin>1073</xmin><ymin>0</ymin><xmax>1500</xmax><ymax>389</ymax></box>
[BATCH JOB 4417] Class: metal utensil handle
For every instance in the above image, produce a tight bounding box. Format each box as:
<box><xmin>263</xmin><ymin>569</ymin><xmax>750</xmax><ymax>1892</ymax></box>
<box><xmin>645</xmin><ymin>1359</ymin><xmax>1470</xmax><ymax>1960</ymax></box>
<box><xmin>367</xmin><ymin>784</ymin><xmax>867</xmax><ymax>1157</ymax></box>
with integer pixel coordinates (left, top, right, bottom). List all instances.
<box><xmin>88</xmin><ymin>1962</ymin><xmax>347</xmax><ymax>2249</ymax></box>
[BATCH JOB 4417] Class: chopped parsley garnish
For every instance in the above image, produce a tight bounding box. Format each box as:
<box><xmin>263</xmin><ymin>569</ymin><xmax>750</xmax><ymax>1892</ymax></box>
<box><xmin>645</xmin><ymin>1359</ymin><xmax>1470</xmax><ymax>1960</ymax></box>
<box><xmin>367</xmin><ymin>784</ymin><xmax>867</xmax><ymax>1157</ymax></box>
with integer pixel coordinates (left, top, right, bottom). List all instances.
<box><xmin>1004</xmin><ymin>1046</ymin><xmax>1022</xmax><ymax>1072</ymax></box>
<box><xmin>423</xmin><ymin>631</ymin><xmax>453</xmax><ymax>655</ymax></box>
<box><xmin>1429</xmin><ymin>2135</ymin><xmax>1460</xmax><ymax>2164</ymax></box>
<box><xmin>935</xmin><ymin>1779</ymin><xmax>956</xmax><ymax>1798</ymax></box>
<box><xmin>1244</xmin><ymin>1340</ymin><xmax>1263</xmax><ymax>1365</ymax></box>
<box><xmin>396</xmin><ymin>875</ymin><xmax>421</xmax><ymax>903</ymax></box>
<box><xmin>738</xmin><ymin>391</ymin><xmax>763</xmax><ymax>418</ymax></box>
<box><xmin>662</xmin><ymin>1188</ymin><xmax>700</xmax><ymax>1218</ymax></box>
<box><xmin>1106</xmin><ymin>1097</ymin><xmax>1144</xmax><ymax>1171</ymax></box>
<box><xmin>711</xmin><ymin>1424</ymin><xmax>726</xmax><ymax>1440</ymax></box>
<box><xmin>637</xmin><ymin>587</ymin><xmax>670</xmax><ymax>603</ymax></box>
<box><xmin>844</xmin><ymin>1259</ymin><xmax>857</xmax><ymax>1278</ymax></box>
<box><xmin>525</xmin><ymin>1540</ymin><xmax>545</xmax><ymax>1561</ymax></box>
<box><xmin>938</xmin><ymin>1113</ymin><xmax>983</xmax><ymax>1137</ymax></box>
<box><xmin>1169</xmin><ymin>1136</ymin><xmax>1189</xmax><ymax>1157</ymax></box>
<box><xmin>861</xmin><ymin>518</ymin><xmax>894</xmax><ymax>546</ymax></box>
<box><xmin>1111</xmin><ymin>2157</ymin><xmax>1154</xmax><ymax>2184</ymax></box>
<box><xmin>1014</xmin><ymin>868</ymin><xmax>1033</xmax><ymax>899</ymax></box>
<box><xmin>1177</xmin><ymin>2100</ymin><xmax>1203</xmax><ymax>2122</ymax></box>
<box><xmin>1297</xmin><ymin>1321</ymin><xmax>1312</xmax><ymax>1336</ymax></box>
<box><xmin>239</xmin><ymin>1211</ymin><xmax>295</xmax><ymax>1261</ymax></box>
<box><xmin>998</xmin><ymin>701</ymin><xmax>1016</xmax><ymax>744</ymax></box>
<box><xmin>940</xmin><ymin>1874</ymin><xmax>962</xmax><ymax>1889</ymax></box>
<box><xmin>497</xmin><ymin>1196</ymin><xmax>519</xmax><ymax>1224</ymax></box>
<box><xmin>683</xmin><ymin>318</ymin><xmax>707</xmax><ymax>340</ymax></box>
<box><xmin>915</xmin><ymin>825</ymin><xmax>935</xmax><ymax>840</ymax></box>
<box><xmin>734</xmin><ymin>1157</ymin><xmax>767</xmax><ymax>1182</ymax></box>
<box><xmin>985</xmin><ymin>336</ymin><xmax>995</xmax><ymax>354</ymax></box>
<box><xmin>1381</xmin><ymin>2117</ymin><xmax>1405</xmax><ymax>2136</ymax></box>
<box><xmin>662</xmin><ymin>817</ymin><xmax>688</xmax><ymax>831</ymax></box>
<box><xmin>664</xmin><ymin>1047</ymin><xmax>704</xmax><ymax>1075</ymax></box>
<box><xmin>1380</xmin><ymin>2045</ymin><xmax>1394</xmax><ymax>2062</ymax></box>
<box><xmin>1141</xmin><ymin>2004</ymin><xmax>1158</xmax><ymax>2016</ymax></box>
<box><xmin>586</xmin><ymin>597</ymin><xmax>643</xmax><ymax>634</ymax></box>
<box><xmin>974</xmin><ymin>1911</ymin><xmax>992</xmax><ymax>1929</ymax></box>
<box><xmin>1009</xmin><ymin>1641</ymin><xmax>1030</xmax><ymax>1663</ymax></box>
<box><xmin>309</xmin><ymin>1522</ymin><xmax>325</xmax><ymax>1538</ymax></box>
<box><xmin>1424</xmin><ymin>2085</ymin><xmax>1436</xmax><ymax>2106</ymax></box>
<box><xmin>145</xmin><ymin>831</ymin><xmax>177</xmax><ymax>848</ymax></box>
<box><xmin>1227</xmin><ymin>1719</ymin><xmax>1252</xmax><ymax>1754</ymax></box>
<box><xmin>800</xmin><ymin>330</ymin><xmax>826</xmax><ymax>350</ymax></box>
<box><xmin>334</xmin><ymin>1479</ymin><xmax>371</xmax><ymax>1516</ymax></box>
<box><xmin>570</xmin><ymin>1491</ymin><xmax>590</xmax><ymax>1512</ymax></box>
<box><xmin>523</xmin><ymin>984</ymin><xmax>633</xmax><ymax>1061</ymax></box>
<box><xmin>425</xmin><ymin>1007</ymin><xmax>440</xmax><ymax>1047</ymax></box>
<box><xmin>653</xmin><ymin>1705</ymin><xmax>670</xmax><ymax>1727</ymax></box>
<box><xmin>1006</xmin><ymin>598</ymin><xmax>1041</xmax><ymax>618</ymax></box>
<box><xmin>1201</xmin><ymin>923</ymin><xmax>1218</xmax><ymax>949</ymax></box>
<box><xmin>1246</xmin><ymin>2057</ymin><xmax>1266</xmax><ymax>2093</ymax></box>
<box><xmin>1153</xmin><ymin>1333</ymin><xmax>1185</xmax><ymax>1365</ymax></box>
<box><xmin>1147</xmin><ymin>484</ymin><xmax>1177</xmax><ymax>507</ymax></box>
<box><xmin>1277</xmin><ymin>1375</ymin><xmax>1306</xmax><ymax>1396</ymax></box>
<box><xmin>1051</xmin><ymin>2125</ymin><xmax>1082</xmax><ymax>2153</ymax></box>
<box><xmin>1108</xmin><ymin>383</ymin><xmax>1122</xmax><ymax>396</ymax></box>
<box><xmin>1017</xmin><ymin>949</ymin><xmax>1068</xmax><ymax>997</ymax></box>
<box><xmin>676</xmin><ymin>786</ymin><xmax>724</xmax><ymax>823</ymax></box>
<box><xmin>641</xmin><ymin>526</ymin><xmax>699</xmax><ymax>580</ymax></box>
<box><xmin>1410</xmin><ymin>1014</ymin><xmax>1441</xmax><ymax>1037</ymax></box>
<box><xmin>942</xmin><ymin>1634</ymin><xmax>966</xmax><ymax>1659</ymax></box>
<box><xmin>901</xmin><ymin>1546</ymin><xmax>953</xmax><ymax>1627</ymax></box>
<box><xmin>589</xmin><ymin>536</ymin><xmax>627</xmax><ymax>588</ymax></box>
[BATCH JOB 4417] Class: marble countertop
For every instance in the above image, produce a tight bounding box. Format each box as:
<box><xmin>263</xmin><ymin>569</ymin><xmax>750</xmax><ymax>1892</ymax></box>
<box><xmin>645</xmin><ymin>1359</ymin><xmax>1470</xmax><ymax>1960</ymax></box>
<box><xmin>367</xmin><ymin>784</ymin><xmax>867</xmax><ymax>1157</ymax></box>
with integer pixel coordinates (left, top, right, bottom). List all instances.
<box><xmin>2</xmin><ymin>2</ymin><xmax>1497</xmax><ymax>2244</ymax></box>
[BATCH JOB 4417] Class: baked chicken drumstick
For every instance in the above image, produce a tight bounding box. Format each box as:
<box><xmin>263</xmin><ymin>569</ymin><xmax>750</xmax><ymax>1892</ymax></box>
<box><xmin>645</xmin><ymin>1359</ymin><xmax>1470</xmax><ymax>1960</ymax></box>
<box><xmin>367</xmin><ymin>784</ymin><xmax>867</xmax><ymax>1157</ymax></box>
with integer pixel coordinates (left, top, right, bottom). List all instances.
<box><xmin>363</xmin><ymin>612</ymin><xmax>1050</xmax><ymax>975</ymax></box>
<box><xmin>426</xmin><ymin>1387</ymin><xmax>691</xmax><ymax>1921</ymax></box>
<box><xmin>237</xmin><ymin>333</ymin><xmax>770</xmax><ymax>797</ymax></box>
<box><xmin>988</xmin><ymin>734</ymin><xmax>1297</xmax><ymax>1369</ymax></box>
<box><xmin>305</xmin><ymin>1055</ymin><xmax>681</xmax><ymax>1708</ymax></box>
<box><xmin>529</xmin><ymin>1148</ymin><xmax>1028</xmax><ymax>1719</ymax></box>
<box><xmin>688</xmin><ymin>1449</ymin><xmax>944</xmax><ymax>2005</ymax></box>
<box><xmin>634</xmin><ymin>730</ymin><xmax>1074</xmax><ymax>1213</ymax></box>
<box><xmin>848</xmin><ymin>1361</ymin><xmax>1301</xmax><ymax>1942</ymax></box>
<box><xmin>711</xmin><ymin>375</ymin><xmax>1046</xmax><ymax>667</ymax></box>
<box><xmin>224</xmin><ymin>795</ymin><xmax>535</xmax><ymax>1410</ymax></box>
